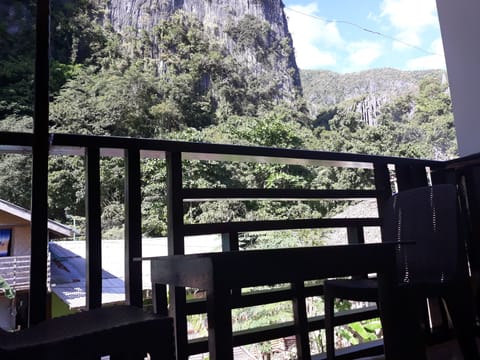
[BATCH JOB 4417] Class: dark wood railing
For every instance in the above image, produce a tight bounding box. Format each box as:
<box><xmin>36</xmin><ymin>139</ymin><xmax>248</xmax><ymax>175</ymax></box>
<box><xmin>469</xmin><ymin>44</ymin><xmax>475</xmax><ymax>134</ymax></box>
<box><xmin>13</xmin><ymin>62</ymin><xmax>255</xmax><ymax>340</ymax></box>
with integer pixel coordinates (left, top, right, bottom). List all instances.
<box><xmin>0</xmin><ymin>131</ymin><xmax>450</xmax><ymax>358</ymax></box>
<box><xmin>0</xmin><ymin>255</ymin><xmax>51</xmax><ymax>293</ymax></box>
<box><xmin>0</xmin><ymin>256</ymin><xmax>31</xmax><ymax>292</ymax></box>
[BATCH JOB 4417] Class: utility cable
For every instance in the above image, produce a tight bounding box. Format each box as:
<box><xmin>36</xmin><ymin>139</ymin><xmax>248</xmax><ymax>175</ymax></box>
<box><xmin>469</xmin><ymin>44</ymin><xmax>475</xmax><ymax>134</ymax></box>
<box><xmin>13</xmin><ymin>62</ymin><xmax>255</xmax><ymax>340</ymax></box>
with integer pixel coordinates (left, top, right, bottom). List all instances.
<box><xmin>285</xmin><ymin>6</ymin><xmax>442</xmax><ymax>57</ymax></box>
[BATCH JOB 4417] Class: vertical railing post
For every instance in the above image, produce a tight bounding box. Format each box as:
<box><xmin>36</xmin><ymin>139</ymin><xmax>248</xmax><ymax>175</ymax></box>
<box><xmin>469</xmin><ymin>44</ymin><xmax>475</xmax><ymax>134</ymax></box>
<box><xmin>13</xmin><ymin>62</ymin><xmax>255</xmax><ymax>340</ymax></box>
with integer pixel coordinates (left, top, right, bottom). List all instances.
<box><xmin>29</xmin><ymin>0</ymin><xmax>51</xmax><ymax>326</ymax></box>
<box><xmin>410</xmin><ymin>165</ymin><xmax>429</xmax><ymax>187</ymax></box>
<box><xmin>166</xmin><ymin>151</ymin><xmax>188</xmax><ymax>360</ymax></box>
<box><xmin>221</xmin><ymin>232</ymin><xmax>239</xmax><ymax>252</ymax></box>
<box><xmin>373</xmin><ymin>161</ymin><xmax>391</xmax><ymax>214</ymax></box>
<box><xmin>166</xmin><ymin>152</ymin><xmax>184</xmax><ymax>255</ymax></box>
<box><xmin>125</xmin><ymin>147</ymin><xmax>143</xmax><ymax>307</ymax></box>
<box><xmin>396</xmin><ymin>164</ymin><xmax>428</xmax><ymax>191</ymax></box>
<box><xmin>444</xmin><ymin>165</ymin><xmax>480</xmax><ymax>325</ymax></box>
<box><xmin>85</xmin><ymin>147</ymin><xmax>102</xmax><ymax>309</ymax></box>
<box><xmin>347</xmin><ymin>226</ymin><xmax>366</xmax><ymax>279</ymax></box>
<box><xmin>430</xmin><ymin>166</ymin><xmax>456</xmax><ymax>185</ymax></box>
<box><xmin>222</xmin><ymin>232</ymin><xmax>240</xmax><ymax>298</ymax></box>
<box><xmin>347</xmin><ymin>227</ymin><xmax>364</xmax><ymax>245</ymax></box>
<box><xmin>374</xmin><ymin>161</ymin><xmax>392</xmax><ymax>246</ymax></box>
<box><xmin>292</xmin><ymin>281</ymin><xmax>311</xmax><ymax>360</ymax></box>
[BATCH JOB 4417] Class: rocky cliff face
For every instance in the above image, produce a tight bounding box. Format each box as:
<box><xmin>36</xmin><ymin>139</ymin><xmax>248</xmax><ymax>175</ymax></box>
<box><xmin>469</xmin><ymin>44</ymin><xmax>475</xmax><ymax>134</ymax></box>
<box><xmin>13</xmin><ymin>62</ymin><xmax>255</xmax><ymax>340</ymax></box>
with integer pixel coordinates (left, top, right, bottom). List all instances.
<box><xmin>107</xmin><ymin>0</ymin><xmax>289</xmax><ymax>39</ymax></box>
<box><xmin>103</xmin><ymin>0</ymin><xmax>301</xmax><ymax>101</ymax></box>
<box><xmin>301</xmin><ymin>68</ymin><xmax>446</xmax><ymax>126</ymax></box>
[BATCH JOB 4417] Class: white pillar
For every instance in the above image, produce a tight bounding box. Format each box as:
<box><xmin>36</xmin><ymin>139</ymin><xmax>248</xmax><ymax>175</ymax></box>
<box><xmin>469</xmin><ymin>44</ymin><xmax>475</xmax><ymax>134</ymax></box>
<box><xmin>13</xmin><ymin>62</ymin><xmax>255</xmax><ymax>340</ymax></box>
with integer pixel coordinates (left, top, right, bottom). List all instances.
<box><xmin>436</xmin><ymin>0</ymin><xmax>480</xmax><ymax>156</ymax></box>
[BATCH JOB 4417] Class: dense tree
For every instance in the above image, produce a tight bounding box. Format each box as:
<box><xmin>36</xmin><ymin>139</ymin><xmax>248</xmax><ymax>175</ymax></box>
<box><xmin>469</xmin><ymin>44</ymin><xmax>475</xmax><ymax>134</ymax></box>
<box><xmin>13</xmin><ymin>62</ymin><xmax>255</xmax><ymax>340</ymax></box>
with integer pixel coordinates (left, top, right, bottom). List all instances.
<box><xmin>0</xmin><ymin>155</ymin><xmax>32</xmax><ymax>209</ymax></box>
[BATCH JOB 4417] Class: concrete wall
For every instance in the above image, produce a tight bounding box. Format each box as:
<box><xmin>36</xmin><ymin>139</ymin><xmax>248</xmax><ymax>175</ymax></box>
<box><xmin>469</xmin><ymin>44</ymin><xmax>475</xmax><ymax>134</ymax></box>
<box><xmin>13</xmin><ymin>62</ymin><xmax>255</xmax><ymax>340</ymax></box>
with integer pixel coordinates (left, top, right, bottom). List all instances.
<box><xmin>437</xmin><ymin>0</ymin><xmax>480</xmax><ymax>156</ymax></box>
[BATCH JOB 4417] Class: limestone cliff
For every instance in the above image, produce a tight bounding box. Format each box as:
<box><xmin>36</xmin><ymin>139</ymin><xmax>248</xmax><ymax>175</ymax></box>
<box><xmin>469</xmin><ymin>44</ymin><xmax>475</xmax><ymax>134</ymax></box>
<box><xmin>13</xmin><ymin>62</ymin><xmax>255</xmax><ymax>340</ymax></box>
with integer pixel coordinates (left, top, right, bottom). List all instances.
<box><xmin>301</xmin><ymin>68</ymin><xmax>446</xmax><ymax>126</ymax></box>
<box><xmin>103</xmin><ymin>0</ymin><xmax>301</xmax><ymax>102</ymax></box>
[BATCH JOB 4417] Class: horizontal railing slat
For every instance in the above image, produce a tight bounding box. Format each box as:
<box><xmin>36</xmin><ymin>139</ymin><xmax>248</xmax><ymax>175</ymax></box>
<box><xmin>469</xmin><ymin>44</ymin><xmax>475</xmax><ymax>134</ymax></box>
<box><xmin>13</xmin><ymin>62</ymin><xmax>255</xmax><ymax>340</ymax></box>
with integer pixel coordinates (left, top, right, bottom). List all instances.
<box><xmin>49</xmin><ymin>133</ymin><xmax>441</xmax><ymax>168</ymax></box>
<box><xmin>182</xmin><ymin>189</ymin><xmax>378</xmax><ymax>201</ymax></box>
<box><xmin>0</xmin><ymin>263</ymin><xmax>31</xmax><ymax>268</ymax></box>
<box><xmin>0</xmin><ymin>132</ymin><xmax>442</xmax><ymax>169</ymax></box>
<box><xmin>186</xmin><ymin>285</ymin><xmax>325</xmax><ymax>315</ymax></box>
<box><xmin>184</xmin><ymin>218</ymin><xmax>381</xmax><ymax>236</ymax></box>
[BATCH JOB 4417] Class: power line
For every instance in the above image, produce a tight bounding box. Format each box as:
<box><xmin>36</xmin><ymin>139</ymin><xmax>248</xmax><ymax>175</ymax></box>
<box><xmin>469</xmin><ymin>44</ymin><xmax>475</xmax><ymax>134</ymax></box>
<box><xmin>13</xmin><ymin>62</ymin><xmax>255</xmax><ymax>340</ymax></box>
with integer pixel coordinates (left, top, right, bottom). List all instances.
<box><xmin>285</xmin><ymin>7</ymin><xmax>442</xmax><ymax>57</ymax></box>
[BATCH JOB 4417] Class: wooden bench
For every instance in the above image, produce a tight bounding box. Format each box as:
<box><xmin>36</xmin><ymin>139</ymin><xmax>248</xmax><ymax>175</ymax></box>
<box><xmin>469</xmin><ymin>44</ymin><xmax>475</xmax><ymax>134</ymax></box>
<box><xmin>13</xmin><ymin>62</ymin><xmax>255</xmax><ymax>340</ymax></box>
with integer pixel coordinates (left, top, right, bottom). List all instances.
<box><xmin>0</xmin><ymin>305</ymin><xmax>175</xmax><ymax>360</ymax></box>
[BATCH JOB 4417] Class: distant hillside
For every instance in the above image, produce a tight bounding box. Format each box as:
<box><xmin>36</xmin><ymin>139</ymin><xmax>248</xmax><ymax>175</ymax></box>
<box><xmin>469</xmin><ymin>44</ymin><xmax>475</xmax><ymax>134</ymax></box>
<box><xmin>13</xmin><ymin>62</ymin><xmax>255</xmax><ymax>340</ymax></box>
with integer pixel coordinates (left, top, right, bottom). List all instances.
<box><xmin>301</xmin><ymin>68</ymin><xmax>447</xmax><ymax>126</ymax></box>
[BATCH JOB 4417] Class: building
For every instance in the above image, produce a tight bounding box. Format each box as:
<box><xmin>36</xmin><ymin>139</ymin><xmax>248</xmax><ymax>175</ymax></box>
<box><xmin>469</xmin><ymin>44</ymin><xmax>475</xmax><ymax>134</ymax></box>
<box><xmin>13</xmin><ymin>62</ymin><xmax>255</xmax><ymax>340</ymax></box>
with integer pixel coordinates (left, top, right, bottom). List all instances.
<box><xmin>0</xmin><ymin>199</ymin><xmax>75</xmax><ymax>330</ymax></box>
<box><xmin>49</xmin><ymin>235</ymin><xmax>221</xmax><ymax>316</ymax></box>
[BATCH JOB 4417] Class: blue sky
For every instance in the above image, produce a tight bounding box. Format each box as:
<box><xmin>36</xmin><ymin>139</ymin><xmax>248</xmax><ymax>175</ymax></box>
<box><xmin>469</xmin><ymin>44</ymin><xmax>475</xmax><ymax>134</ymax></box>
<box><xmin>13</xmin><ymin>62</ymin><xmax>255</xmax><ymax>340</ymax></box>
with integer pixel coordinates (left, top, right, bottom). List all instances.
<box><xmin>283</xmin><ymin>0</ymin><xmax>446</xmax><ymax>73</ymax></box>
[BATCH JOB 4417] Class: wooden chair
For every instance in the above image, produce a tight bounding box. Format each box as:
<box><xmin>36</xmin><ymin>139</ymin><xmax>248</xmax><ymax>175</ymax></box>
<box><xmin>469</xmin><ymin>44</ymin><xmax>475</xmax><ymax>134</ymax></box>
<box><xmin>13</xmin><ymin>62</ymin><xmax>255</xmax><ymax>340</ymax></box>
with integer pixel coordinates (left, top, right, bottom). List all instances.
<box><xmin>0</xmin><ymin>305</ymin><xmax>175</xmax><ymax>360</ymax></box>
<box><xmin>324</xmin><ymin>184</ymin><xmax>479</xmax><ymax>359</ymax></box>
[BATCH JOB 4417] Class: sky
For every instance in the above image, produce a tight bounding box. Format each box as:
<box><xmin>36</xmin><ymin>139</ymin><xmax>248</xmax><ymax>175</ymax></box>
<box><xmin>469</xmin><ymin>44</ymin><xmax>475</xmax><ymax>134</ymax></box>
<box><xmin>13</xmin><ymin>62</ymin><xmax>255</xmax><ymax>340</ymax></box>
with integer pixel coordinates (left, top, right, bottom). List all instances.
<box><xmin>283</xmin><ymin>0</ymin><xmax>446</xmax><ymax>73</ymax></box>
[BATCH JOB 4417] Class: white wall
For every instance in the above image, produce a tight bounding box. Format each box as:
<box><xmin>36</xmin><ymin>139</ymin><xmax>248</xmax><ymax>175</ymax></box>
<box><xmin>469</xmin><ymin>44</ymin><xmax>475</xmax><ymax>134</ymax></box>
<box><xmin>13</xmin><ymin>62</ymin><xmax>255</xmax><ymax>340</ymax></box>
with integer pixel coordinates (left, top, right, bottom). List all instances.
<box><xmin>437</xmin><ymin>0</ymin><xmax>480</xmax><ymax>156</ymax></box>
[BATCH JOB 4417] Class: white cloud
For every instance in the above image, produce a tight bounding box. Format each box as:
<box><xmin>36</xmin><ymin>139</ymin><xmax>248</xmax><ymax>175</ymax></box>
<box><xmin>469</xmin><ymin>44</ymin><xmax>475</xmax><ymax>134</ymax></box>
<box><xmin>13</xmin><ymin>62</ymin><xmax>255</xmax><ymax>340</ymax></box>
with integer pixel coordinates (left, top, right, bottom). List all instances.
<box><xmin>381</xmin><ymin>0</ymin><xmax>437</xmax><ymax>30</ymax></box>
<box><xmin>285</xmin><ymin>4</ymin><xmax>343</xmax><ymax>47</ymax></box>
<box><xmin>367</xmin><ymin>11</ymin><xmax>381</xmax><ymax>23</ymax></box>
<box><xmin>381</xmin><ymin>0</ymin><xmax>438</xmax><ymax>50</ymax></box>
<box><xmin>406</xmin><ymin>38</ymin><xmax>446</xmax><ymax>70</ymax></box>
<box><xmin>393</xmin><ymin>30</ymin><xmax>421</xmax><ymax>50</ymax></box>
<box><xmin>294</xmin><ymin>45</ymin><xmax>336</xmax><ymax>69</ymax></box>
<box><xmin>285</xmin><ymin>3</ymin><xmax>343</xmax><ymax>69</ymax></box>
<box><xmin>348</xmin><ymin>41</ymin><xmax>383</xmax><ymax>69</ymax></box>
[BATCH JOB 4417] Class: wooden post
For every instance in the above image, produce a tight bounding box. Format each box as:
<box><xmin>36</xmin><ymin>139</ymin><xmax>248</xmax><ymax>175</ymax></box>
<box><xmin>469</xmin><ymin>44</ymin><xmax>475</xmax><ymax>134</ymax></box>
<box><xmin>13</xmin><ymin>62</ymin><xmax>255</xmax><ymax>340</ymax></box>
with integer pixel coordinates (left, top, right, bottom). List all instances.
<box><xmin>396</xmin><ymin>164</ymin><xmax>428</xmax><ymax>192</ymax></box>
<box><xmin>29</xmin><ymin>0</ymin><xmax>51</xmax><ymax>326</ymax></box>
<box><xmin>347</xmin><ymin>226</ymin><xmax>364</xmax><ymax>245</ymax></box>
<box><xmin>221</xmin><ymin>232</ymin><xmax>239</xmax><ymax>252</ymax></box>
<box><xmin>166</xmin><ymin>152</ymin><xmax>184</xmax><ymax>255</ymax></box>
<box><xmin>125</xmin><ymin>147</ymin><xmax>143</xmax><ymax>307</ymax></box>
<box><xmin>373</xmin><ymin>162</ymin><xmax>391</xmax><ymax>214</ymax></box>
<box><xmin>166</xmin><ymin>151</ymin><xmax>188</xmax><ymax>360</ymax></box>
<box><xmin>292</xmin><ymin>281</ymin><xmax>311</xmax><ymax>360</ymax></box>
<box><xmin>222</xmin><ymin>232</ymin><xmax>241</xmax><ymax>298</ymax></box>
<box><xmin>86</xmin><ymin>147</ymin><xmax>102</xmax><ymax>309</ymax></box>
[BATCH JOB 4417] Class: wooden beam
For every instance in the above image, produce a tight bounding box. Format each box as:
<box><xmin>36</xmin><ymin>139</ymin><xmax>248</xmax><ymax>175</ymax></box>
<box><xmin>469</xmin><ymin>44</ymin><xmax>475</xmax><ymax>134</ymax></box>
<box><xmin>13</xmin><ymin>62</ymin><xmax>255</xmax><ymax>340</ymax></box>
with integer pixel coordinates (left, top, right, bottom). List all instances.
<box><xmin>29</xmin><ymin>0</ymin><xmax>50</xmax><ymax>326</ymax></box>
<box><xmin>85</xmin><ymin>147</ymin><xmax>102</xmax><ymax>309</ymax></box>
<box><xmin>124</xmin><ymin>148</ymin><xmax>143</xmax><ymax>307</ymax></box>
<box><xmin>166</xmin><ymin>151</ymin><xmax>188</xmax><ymax>360</ymax></box>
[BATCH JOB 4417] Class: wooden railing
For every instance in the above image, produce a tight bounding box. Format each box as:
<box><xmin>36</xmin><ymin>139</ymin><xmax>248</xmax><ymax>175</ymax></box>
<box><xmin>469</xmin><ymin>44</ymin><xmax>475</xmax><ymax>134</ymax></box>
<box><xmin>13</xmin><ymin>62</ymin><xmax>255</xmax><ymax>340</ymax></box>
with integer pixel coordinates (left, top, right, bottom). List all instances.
<box><xmin>0</xmin><ymin>131</ymin><xmax>449</xmax><ymax>358</ymax></box>
<box><xmin>0</xmin><ymin>255</ymin><xmax>50</xmax><ymax>293</ymax></box>
<box><xmin>0</xmin><ymin>256</ymin><xmax>31</xmax><ymax>292</ymax></box>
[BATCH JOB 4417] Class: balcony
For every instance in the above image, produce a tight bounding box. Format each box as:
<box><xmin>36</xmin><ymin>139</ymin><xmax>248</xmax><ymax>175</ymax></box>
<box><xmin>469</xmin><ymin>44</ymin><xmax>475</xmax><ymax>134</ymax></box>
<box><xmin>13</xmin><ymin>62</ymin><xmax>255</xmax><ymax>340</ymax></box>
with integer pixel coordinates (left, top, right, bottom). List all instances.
<box><xmin>3</xmin><ymin>1</ymin><xmax>480</xmax><ymax>358</ymax></box>
<box><xmin>2</xmin><ymin>130</ymin><xmax>480</xmax><ymax>359</ymax></box>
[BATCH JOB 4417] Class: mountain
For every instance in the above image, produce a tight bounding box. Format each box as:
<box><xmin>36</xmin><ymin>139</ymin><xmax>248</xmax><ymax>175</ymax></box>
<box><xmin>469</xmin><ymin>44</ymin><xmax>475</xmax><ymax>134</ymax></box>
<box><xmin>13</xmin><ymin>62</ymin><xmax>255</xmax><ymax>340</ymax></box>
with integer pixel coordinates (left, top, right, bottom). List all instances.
<box><xmin>301</xmin><ymin>68</ymin><xmax>447</xmax><ymax>126</ymax></box>
<box><xmin>103</xmin><ymin>0</ymin><xmax>301</xmax><ymax>103</ymax></box>
<box><xmin>1</xmin><ymin>0</ymin><xmax>307</xmax><ymax>135</ymax></box>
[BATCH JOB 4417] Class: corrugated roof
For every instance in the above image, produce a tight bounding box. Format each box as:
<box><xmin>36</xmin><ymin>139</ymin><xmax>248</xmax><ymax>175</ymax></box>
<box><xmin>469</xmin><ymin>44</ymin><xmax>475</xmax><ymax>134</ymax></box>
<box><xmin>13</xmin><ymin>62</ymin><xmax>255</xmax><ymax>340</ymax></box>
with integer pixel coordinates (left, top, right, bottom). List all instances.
<box><xmin>49</xmin><ymin>235</ymin><xmax>221</xmax><ymax>309</ymax></box>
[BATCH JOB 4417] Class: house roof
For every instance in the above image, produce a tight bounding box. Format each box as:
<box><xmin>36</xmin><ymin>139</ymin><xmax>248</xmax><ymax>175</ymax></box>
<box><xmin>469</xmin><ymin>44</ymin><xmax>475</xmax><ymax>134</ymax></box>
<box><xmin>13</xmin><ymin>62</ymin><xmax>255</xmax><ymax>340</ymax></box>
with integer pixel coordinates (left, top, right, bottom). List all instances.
<box><xmin>49</xmin><ymin>235</ymin><xmax>221</xmax><ymax>309</ymax></box>
<box><xmin>0</xmin><ymin>199</ymin><xmax>76</xmax><ymax>238</ymax></box>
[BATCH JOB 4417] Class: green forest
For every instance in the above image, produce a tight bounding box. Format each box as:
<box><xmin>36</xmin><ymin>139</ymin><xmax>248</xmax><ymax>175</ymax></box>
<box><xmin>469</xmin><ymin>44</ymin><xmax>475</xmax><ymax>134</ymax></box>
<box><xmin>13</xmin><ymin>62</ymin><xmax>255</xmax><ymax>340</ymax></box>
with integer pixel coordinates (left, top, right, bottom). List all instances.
<box><xmin>0</xmin><ymin>0</ymin><xmax>456</xmax><ymax>239</ymax></box>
